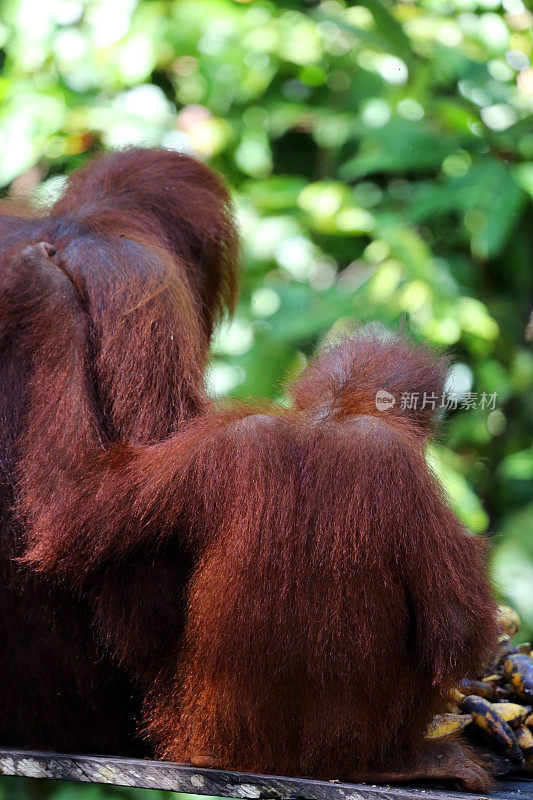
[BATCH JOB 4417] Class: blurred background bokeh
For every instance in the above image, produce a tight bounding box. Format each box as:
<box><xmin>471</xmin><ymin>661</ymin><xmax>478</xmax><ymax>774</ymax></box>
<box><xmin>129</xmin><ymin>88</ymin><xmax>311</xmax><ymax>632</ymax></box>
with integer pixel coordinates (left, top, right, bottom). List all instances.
<box><xmin>0</xmin><ymin>0</ymin><xmax>532</xmax><ymax>795</ymax></box>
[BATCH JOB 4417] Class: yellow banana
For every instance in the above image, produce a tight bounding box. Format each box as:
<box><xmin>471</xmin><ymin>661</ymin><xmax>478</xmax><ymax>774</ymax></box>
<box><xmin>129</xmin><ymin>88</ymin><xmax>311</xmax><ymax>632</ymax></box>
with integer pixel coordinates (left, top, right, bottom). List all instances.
<box><xmin>485</xmin><ymin>636</ymin><xmax>516</xmax><ymax>672</ymax></box>
<box><xmin>461</xmin><ymin>695</ymin><xmax>523</xmax><ymax>762</ymax></box>
<box><xmin>425</xmin><ymin>713</ymin><xmax>472</xmax><ymax>742</ymax></box>
<box><xmin>459</xmin><ymin>678</ymin><xmax>495</xmax><ymax>700</ymax></box>
<box><xmin>446</xmin><ymin>687</ymin><xmax>464</xmax><ymax>714</ymax></box>
<box><xmin>492</xmin><ymin>702</ymin><xmax>532</xmax><ymax>728</ymax></box>
<box><xmin>449</xmin><ymin>688</ymin><xmax>465</xmax><ymax>704</ymax></box>
<box><xmin>516</xmin><ymin>725</ymin><xmax>533</xmax><ymax>773</ymax></box>
<box><xmin>516</xmin><ymin>725</ymin><xmax>533</xmax><ymax>755</ymax></box>
<box><xmin>497</xmin><ymin>605</ymin><xmax>521</xmax><ymax>637</ymax></box>
<box><xmin>504</xmin><ymin>655</ymin><xmax>533</xmax><ymax>703</ymax></box>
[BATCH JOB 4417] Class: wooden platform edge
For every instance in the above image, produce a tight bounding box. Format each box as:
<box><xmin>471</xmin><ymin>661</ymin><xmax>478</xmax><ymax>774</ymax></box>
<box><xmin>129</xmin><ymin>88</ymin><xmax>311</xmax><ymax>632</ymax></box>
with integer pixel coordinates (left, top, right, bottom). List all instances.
<box><xmin>0</xmin><ymin>750</ymin><xmax>532</xmax><ymax>800</ymax></box>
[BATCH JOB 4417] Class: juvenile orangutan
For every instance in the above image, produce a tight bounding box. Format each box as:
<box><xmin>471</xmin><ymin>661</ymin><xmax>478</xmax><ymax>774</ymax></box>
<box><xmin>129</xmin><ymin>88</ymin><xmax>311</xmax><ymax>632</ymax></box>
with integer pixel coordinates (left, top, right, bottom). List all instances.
<box><xmin>0</xmin><ymin>149</ymin><xmax>498</xmax><ymax>789</ymax></box>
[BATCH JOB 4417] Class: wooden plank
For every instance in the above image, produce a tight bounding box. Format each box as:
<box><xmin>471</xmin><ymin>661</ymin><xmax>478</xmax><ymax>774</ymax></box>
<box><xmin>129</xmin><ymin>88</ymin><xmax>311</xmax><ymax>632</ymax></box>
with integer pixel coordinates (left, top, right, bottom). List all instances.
<box><xmin>0</xmin><ymin>750</ymin><xmax>532</xmax><ymax>800</ymax></box>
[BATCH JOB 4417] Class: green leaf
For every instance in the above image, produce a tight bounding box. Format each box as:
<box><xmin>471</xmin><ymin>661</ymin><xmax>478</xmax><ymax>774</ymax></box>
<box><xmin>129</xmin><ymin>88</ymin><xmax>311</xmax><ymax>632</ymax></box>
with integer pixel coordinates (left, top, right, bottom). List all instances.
<box><xmin>316</xmin><ymin>0</ymin><xmax>413</xmax><ymax>65</ymax></box>
<box><xmin>499</xmin><ymin>449</ymin><xmax>533</xmax><ymax>481</ymax></box>
<box><xmin>340</xmin><ymin>120</ymin><xmax>460</xmax><ymax>179</ymax></box>
<box><xmin>467</xmin><ymin>161</ymin><xmax>524</xmax><ymax>259</ymax></box>
<box><xmin>244</xmin><ymin>176</ymin><xmax>309</xmax><ymax>211</ymax></box>
<box><xmin>357</xmin><ymin>0</ymin><xmax>413</xmax><ymax>64</ymax></box>
<box><xmin>407</xmin><ymin>159</ymin><xmax>525</xmax><ymax>258</ymax></box>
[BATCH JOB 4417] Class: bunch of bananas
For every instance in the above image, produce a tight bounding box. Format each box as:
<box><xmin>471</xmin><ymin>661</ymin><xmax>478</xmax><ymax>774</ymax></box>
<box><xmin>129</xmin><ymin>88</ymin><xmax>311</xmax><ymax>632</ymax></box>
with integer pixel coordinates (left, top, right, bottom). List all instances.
<box><xmin>426</xmin><ymin>606</ymin><xmax>533</xmax><ymax>775</ymax></box>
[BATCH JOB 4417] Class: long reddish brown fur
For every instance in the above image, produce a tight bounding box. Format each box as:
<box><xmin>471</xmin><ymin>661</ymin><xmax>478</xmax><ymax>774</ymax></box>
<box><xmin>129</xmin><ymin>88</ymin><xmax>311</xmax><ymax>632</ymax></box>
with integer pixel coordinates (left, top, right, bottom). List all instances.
<box><xmin>0</xmin><ymin>149</ymin><xmax>498</xmax><ymax>787</ymax></box>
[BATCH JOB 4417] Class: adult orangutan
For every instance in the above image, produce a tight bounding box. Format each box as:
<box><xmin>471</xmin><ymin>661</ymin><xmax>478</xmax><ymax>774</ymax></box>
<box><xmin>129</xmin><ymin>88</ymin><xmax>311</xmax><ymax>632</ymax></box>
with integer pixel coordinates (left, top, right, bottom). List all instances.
<box><xmin>0</xmin><ymin>149</ymin><xmax>498</xmax><ymax>789</ymax></box>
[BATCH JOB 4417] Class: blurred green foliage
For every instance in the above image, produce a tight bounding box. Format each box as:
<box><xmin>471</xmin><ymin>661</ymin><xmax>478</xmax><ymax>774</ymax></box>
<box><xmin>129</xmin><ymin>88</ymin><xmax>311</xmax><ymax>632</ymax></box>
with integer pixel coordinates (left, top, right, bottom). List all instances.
<box><xmin>0</xmin><ymin>0</ymin><xmax>532</xmax><ymax>795</ymax></box>
<box><xmin>0</xmin><ymin>778</ymin><xmax>218</xmax><ymax>800</ymax></box>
